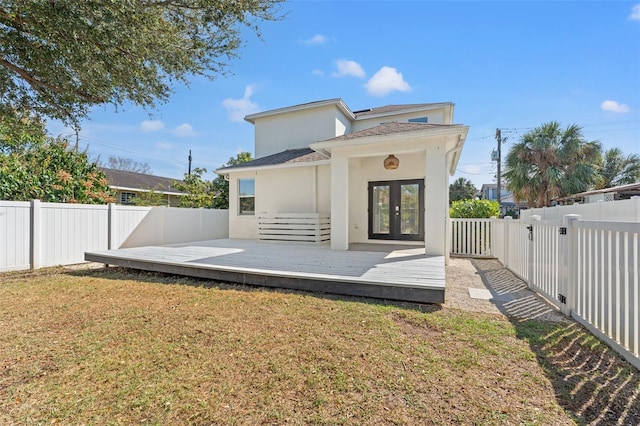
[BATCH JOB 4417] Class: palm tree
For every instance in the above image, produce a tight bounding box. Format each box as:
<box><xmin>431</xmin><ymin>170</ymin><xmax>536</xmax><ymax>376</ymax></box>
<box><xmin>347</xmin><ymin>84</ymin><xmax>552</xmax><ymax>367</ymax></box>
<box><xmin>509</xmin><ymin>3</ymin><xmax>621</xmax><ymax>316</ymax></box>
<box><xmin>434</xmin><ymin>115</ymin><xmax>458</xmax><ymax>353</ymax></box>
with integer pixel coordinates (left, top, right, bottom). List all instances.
<box><xmin>449</xmin><ymin>177</ymin><xmax>478</xmax><ymax>202</ymax></box>
<box><xmin>503</xmin><ymin>122</ymin><xmax>601</xmax><ymax>208</ymax></box>
<box><xmin>595</xmin><ymin>148</ymin><xmax>640</xmax><ymax>189</ymax></box>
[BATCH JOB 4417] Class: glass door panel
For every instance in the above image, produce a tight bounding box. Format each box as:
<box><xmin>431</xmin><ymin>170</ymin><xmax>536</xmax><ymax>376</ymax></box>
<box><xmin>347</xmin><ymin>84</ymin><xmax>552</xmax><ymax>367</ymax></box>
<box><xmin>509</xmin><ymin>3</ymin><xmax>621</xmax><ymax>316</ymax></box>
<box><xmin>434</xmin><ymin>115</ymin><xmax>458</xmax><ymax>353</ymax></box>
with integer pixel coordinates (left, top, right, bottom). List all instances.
<box><xmin>372</xmin><ymin>184</ymin><xmax>390</xmax><ymax>234</ymax></box>
<box><xmin>400</xmin><ymin>183</ymin><xmax>419</xmax><ymax>236</ymax></box>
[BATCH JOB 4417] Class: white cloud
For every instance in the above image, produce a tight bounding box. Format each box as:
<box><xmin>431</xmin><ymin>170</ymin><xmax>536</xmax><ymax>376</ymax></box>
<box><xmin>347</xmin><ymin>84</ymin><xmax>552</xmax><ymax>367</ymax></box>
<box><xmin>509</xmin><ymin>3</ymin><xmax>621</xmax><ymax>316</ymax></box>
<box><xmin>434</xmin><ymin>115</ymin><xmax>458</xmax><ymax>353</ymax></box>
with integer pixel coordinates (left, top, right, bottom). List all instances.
<box><xmin>312</xmin><ymin>69</ymin><xmax>324</xmax><ymax>77</ymax></box>
<box><xmin>365</xmin><ymin>66</ymin><xmax>412</xmax><ymax>96</ymax></box>
<box><xmin>140</xmin><ymin>120</ymin><xmax>164</xmax><ymax>133</ymax></box>
<box><xmin>601</xmin><ymin>100</ymin><xmax>630</xmax><ymax>113</ymax></box>
<box><xmin>174</xmin><ymin>123</ymin><xmax>196</xmax><ymax>137</ymax></box>
<box><xmin>222</xmin><ymin>85</ymin><xmax>260</xmax><ymax>122</ymax></box>
<box><xmin>629</xmin><ymin>3</ymin><xmax>640</xmax><ymax>20</ymax></box>
<box><xmin>155</xmin><ymin>142</ymin><xmax>173</xmax><ymax>150</ymax></box>
<box><xmin>332</xmin><ymin>59</ymin><xmax>366</xmax><ymax>78</ymax></box>
<box><xmin>301</xmin><ymin>34</ymin><xmax>327</xmax><ymax>45</ymax></box>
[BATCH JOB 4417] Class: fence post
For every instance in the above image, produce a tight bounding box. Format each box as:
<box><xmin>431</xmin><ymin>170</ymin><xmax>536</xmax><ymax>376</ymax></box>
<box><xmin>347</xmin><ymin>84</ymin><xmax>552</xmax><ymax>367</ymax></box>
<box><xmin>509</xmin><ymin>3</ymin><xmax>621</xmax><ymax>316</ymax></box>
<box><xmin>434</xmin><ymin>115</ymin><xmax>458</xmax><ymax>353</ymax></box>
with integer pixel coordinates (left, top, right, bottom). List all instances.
<box><xmin>30</xmin><ymin>199</ymin><xmax>41</xmax><ymax>270</ymax></box>
<box><xmin>503</xmin><ymin>216</ymin><xmax>512</xmax><ymax>268</ymax></box>
<box><xmin>108</xmin><ymin>203</ymin><xmax>116</xmax><ymax>250</ymax></box>
<box><xmin>563</xmin><ymin>214</ymin><xmax>582</xmax><ymax>317</ymax></box>
<box><xmin>527</xmin><ymin>215</ymin><xmax>541</xmax><ymax>289</ymax></box>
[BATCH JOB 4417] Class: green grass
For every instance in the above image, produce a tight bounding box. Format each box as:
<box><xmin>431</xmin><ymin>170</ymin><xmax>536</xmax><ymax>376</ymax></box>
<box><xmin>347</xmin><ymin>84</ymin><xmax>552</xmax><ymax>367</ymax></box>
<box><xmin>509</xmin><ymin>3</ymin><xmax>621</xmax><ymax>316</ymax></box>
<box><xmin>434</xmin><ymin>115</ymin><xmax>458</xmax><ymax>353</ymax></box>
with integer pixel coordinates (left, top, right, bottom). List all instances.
<box><xmin>0</xmin><ymin>267</ymin><xmax>637</xmax><ymax>425</ymax></box>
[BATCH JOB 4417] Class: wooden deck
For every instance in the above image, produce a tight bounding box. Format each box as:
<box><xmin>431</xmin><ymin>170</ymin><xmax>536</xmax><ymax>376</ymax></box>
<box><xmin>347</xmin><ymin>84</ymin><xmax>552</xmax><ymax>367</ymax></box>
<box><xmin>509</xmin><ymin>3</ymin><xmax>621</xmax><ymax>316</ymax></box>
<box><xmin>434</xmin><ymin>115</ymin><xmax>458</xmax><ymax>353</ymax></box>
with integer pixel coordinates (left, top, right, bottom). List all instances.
<box><xmin>85</xmin><ymin>239</ymin><xmax>445</xmax><ymax>304</ymax></box>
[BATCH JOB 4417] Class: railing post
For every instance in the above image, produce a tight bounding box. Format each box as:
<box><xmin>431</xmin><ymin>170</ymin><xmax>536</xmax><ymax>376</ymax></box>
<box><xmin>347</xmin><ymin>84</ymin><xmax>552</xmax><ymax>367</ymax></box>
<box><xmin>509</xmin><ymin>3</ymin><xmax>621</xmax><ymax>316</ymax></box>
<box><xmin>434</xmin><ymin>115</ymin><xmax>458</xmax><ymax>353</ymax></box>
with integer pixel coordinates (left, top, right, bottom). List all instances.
<box><xmin>30</xmin><ymin>199</ymin><xmax>41</xmax><ymax>270</ymax></box>
<box><xmin>527</xmin><ymin>215</ymin><xmax>541</xmax><ymax>289</ymax></box>
<box><xmin>563</xmin><ymin>214</ymin><xmax>582</xmax><ymax>317</ymax></box>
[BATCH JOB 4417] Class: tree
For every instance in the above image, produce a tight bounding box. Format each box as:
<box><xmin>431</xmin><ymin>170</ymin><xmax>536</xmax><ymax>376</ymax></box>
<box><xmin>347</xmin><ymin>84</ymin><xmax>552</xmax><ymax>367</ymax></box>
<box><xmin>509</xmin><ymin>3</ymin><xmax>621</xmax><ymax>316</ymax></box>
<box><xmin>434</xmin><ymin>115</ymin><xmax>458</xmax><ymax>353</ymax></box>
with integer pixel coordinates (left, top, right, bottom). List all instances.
<box><xmin>503</xmin><ymin>122</ymin><xmax>601</xmax><ymax>208</ymax></box>
<box><xmin>595</xmin><ymin>148</ymin><xmax>640</xmax><ymax>189</ymax></box>
<box><xmin>449</xmin><ymin>199</ymin><xmax>500</xmax><ymax>218</ymax></box>
<box><xmin>0</xmin><ymin>1</ymin><xmax>284</xmax><ymax>125</ymax></box>
<box><xmin>0</xmin><ymin>114</ymin><xmax>113</xmax><ymax>203</ymax></box>
<box><xmin>449</xmin><ymin>177</ymin><xmax>477</xmax><ymax>202</ymax></box>
<box><xmin>171</xmin><ymin>167</ymin><xmax>215</xmax><ymax>208</ymax></box>
<box><xmin>211</xmin><ymin>152</ymin><xmax>253</xmax><ymax>208</ymax></box>
<box><xmin>106</xmin><ymin>156</ymin><xmax>152</xmax><ymax>174</ymax></box>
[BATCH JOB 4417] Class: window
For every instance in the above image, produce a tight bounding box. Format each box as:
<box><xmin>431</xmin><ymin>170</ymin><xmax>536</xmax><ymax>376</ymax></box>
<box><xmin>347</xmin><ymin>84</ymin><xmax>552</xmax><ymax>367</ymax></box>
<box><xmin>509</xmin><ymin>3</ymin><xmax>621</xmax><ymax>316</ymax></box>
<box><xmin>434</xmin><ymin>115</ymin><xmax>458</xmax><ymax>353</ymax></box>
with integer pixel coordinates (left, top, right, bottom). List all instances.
<box><xmin>408</xmin><ymin>117</ymin><xmax>428</xmax><ymax>123</ymax></box>
<box><xmin>120</xmin><ymin>192</ymin><xmax>137</xmax><ymax>205</ymax></box>
<box><xmin>238</xmin><ymin>179</ymin><xmax>255</xmax><ymax>215</ymax></box>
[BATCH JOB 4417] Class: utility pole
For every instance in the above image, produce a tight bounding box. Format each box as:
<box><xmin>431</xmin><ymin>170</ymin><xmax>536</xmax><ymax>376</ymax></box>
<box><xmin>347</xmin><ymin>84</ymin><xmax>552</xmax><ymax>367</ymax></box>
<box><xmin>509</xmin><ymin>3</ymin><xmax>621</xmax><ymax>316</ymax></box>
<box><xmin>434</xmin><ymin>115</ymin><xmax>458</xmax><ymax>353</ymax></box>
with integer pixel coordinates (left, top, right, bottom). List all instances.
<box><xmin>495</xmin><ymin>128</ymin><xmax>502</xmax><ymax>206</ymax></box>
<box><xmin>188</xmin><ymin>149</ymin><xmax>192</xmax><ymax>175</ymax></box>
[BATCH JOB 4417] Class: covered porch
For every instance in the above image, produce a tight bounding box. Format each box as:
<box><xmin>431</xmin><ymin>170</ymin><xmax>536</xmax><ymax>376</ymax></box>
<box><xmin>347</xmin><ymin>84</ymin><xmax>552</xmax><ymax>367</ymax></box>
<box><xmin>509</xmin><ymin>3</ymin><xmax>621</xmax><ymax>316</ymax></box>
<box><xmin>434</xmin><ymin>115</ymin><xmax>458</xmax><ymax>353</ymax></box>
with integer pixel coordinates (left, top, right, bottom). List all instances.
<box><xmin>85</xmin><ymin>239</ymin><xmax>446</xmax><ymax>303</ymax></box>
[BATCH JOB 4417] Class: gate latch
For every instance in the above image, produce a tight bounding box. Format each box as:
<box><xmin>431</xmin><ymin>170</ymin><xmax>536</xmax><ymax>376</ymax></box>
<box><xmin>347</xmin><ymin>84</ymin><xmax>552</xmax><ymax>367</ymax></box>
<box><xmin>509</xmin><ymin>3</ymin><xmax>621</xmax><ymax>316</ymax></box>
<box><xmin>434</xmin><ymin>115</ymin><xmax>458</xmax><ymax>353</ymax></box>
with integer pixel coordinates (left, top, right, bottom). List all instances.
<box><xmin>526</xmin><ymin>225</ymin><xmax>533</xmax><ymax>241</ymax></box>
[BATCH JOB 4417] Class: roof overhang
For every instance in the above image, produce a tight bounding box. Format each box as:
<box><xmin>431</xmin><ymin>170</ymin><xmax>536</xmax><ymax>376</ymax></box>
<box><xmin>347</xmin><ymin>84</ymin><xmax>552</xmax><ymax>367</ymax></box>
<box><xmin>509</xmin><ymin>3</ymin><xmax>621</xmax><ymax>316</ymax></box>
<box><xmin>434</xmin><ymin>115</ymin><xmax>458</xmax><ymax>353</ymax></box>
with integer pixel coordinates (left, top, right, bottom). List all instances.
<box><xmin>354</xmin><ymin>103</ymin><xmax>454</xmax><ymax>122</ymax></box>
<box><xmin>215</xmin><ymin>159</ymin><xmax>331</xmax><ymax>176</ymax></box>
<box><xmin>110</xmin><ymin>185</ymin><xmax>185</xmax><ymax>196</ymax></box>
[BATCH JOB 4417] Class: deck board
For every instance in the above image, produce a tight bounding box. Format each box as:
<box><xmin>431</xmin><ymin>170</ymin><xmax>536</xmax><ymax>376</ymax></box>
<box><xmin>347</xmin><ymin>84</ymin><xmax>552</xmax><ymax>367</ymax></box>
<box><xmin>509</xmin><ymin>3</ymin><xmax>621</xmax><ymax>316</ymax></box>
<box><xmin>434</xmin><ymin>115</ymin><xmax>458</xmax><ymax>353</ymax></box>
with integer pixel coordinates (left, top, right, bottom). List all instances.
<box><xmin>85</xmin><ymin>239</ymin><xmax>445</xmax><ymax>303</ymax></box>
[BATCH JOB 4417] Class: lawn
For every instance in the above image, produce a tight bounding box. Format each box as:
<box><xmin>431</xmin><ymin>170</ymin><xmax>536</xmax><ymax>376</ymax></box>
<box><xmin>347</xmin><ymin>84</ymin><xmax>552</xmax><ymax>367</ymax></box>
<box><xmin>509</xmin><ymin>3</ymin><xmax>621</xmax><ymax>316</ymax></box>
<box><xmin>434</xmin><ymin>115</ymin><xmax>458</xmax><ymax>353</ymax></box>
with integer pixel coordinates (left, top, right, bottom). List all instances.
<box><xmin>0</xmin><ymin>267</ymin><xmax>638</xmax><ymax>425</ymax></box>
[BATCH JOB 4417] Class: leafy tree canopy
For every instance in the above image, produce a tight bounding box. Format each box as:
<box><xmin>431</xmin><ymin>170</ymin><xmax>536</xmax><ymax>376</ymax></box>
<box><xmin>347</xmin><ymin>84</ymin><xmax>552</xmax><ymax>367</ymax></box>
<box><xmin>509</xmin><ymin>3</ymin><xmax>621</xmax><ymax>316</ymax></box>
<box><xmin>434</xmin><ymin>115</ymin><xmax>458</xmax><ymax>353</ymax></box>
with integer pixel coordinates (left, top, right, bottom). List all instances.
<box><xmin>449</xmin><ymin>199</ymin><xmax>500</xmax><ymax>219</ymax></box>
<box><xmin>0</xmin><ymin>0</ymin><xmax>284</xmax><ymax>125</ymax></box>
<box><xmin>105</xmin><ymin>156</ymin><xmax>152</xmax><ymax>174</ymax></box>
<box><xmin>449</xmin><ymin>177</ymin><xmax>478</xmax><ymax>203</ymax></box>
<box><xmin>172</xmin><ymin>167</ymin><xmax>215</xmax><ymax>208</ymax></box>
<box><xmin>503</xmin><ymin>121</ymin><xmax>601</xmax><ymax>208</ymax></box>
<box><xmin>0</xmin><ymin>113</ymin><xmax>113</xmax><ymax>203</ymax></box>
<box><xmin>212</xmin><ymin>152</ymin><xmax>252</xmax><ymax>209</ymax></box>
<box><xmin>595</xmin><ymin>147</ymin><xmax>640</xmax><ymax>189</ymax></box>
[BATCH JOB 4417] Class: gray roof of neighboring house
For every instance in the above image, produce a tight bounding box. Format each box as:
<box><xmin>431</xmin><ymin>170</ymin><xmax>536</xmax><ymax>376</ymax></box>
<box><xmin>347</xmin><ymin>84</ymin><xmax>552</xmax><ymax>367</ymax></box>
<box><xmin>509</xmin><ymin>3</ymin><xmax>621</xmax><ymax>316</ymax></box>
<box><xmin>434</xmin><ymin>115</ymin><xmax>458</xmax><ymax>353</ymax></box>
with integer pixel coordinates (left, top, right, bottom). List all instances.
<box><xmin>217</xmin><ymin>148</ymin><xmax>329</xmax><ymax>172</ymax></box>
<box><xmin>100</xmin><ymin>167</ymin><xmax>185</xmax><ymax>194</ymax></box>
<box><xmin>555</xmin><ymin>182</ymin><xmax>640</xmax><ymax>202</ymax></box>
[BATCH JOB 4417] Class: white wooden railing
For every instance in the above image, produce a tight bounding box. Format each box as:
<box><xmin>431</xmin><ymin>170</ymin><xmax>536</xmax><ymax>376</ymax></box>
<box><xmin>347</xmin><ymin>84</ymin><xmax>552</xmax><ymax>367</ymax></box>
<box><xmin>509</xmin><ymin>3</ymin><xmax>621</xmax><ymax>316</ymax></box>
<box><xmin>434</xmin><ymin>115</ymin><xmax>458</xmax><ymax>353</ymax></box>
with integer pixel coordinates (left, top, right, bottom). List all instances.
<box><xmin>257</xmin><ymin>213</ymin><xmax>330</xmax><ymax>243</ymax></box>
<box><xmin>450</xmin><ymin>203</ymin><xmax>640</xmax><ymax>369</ymax></box>
<box><xmin>450</xmin><ymin>218</ymin><xmax>492</xmax><ymax>257</ymax></box>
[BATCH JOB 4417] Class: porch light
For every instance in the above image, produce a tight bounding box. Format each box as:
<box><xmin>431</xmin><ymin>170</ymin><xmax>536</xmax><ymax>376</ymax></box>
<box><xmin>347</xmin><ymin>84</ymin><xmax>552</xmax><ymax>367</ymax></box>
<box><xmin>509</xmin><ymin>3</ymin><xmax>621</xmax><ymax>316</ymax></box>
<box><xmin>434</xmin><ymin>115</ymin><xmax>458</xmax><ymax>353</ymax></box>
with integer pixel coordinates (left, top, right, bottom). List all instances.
<box><xmin>383</xmin><ymin>154</ymin><xmax>399</xmax><ymax>170</ymax></box>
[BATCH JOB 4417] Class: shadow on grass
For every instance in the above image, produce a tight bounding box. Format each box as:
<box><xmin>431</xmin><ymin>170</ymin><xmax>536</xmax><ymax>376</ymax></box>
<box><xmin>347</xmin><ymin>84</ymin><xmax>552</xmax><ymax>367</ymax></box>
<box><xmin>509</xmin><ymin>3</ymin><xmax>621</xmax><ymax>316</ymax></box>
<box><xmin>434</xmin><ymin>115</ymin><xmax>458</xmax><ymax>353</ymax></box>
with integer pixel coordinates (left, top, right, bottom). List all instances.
<box><xmin>470</xmin><ymin>258</ymin><xmax>640</xmax><ymax>425</ymax></box>
<box><xmin>67</xmin><ymin>266</ymin><xmax>442</xmax><ymax>315</ymax></box>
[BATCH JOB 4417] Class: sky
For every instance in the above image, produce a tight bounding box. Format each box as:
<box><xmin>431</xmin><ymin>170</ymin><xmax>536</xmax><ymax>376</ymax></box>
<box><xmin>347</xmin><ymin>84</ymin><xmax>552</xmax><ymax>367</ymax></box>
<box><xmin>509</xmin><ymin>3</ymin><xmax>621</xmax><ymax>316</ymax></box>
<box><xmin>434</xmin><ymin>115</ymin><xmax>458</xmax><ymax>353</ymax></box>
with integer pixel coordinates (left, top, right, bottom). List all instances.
<box><xmin>48</xmin><ymin>1</ymin><xmax>640</xmax><ymax>188</ymax></box>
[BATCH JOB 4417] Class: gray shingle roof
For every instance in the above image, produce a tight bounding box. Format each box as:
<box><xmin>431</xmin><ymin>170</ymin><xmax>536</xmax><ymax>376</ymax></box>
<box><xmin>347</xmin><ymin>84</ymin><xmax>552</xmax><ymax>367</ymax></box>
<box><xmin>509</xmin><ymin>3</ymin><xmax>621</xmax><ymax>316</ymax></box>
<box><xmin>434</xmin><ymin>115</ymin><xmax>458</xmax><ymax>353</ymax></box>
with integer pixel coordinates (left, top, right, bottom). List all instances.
<box><xmin>353</xmin><ymin>103</ymin><xmax>450</xmax><ymax>118</ymax></box>
<box><xmin>322</xmin><ymin>122</ymin><xmax>452</xmax><ymax>142</ymax></box>
<box><xmin>100</xmin><ymin>168</ymin><xmax>185</xmax><ymax>193</ymax></box>
<box><xmin>217</xmin><ymin>148</ymin><xmax>329</xmax><ymax>172</ymax></box>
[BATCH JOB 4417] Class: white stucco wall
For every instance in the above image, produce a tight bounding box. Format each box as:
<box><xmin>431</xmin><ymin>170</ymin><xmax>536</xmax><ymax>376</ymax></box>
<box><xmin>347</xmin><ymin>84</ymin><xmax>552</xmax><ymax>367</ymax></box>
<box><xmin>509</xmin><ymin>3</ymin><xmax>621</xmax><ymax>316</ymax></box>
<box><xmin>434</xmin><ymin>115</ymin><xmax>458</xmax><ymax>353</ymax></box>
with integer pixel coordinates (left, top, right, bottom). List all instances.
<box><xmin>228</xmin><ymin>165</ymin><xmax>330</xmax><ymax>239</ymax></box>
<box><xmin>254</xmin><ymin>106</ymin><xmax>351</xmax><ymax>158</ymax></box>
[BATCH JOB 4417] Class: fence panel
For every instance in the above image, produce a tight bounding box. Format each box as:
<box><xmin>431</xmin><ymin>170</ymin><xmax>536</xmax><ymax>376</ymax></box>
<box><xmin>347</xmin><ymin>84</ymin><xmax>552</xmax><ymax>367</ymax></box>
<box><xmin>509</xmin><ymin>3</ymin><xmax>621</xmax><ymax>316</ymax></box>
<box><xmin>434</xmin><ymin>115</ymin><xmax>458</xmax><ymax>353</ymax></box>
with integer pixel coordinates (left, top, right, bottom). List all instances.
<box><xmin>506</xmin><ymin>220</ymin><xmax>529</xmax><ymax>282</ymax></box>
<box><xmin>531</xmin><ymin>220</ymin><xmax>563</xmax><ymax>308</ymax></box>
<box><xmin>39</xmin><ymin>203</ymin><xmax>109</xmax><ymax>267</ymax></box>
<box><xmin>492</xmin><ymin>219</ymin><xmax>505</xmax><ymax>263</ymax></box>
<box><xmin>0</xmin><ymin>201</ymin><xmax>230</xmax><ymax>272</ymax></box>
<box><xmin>450</xmin><ymin>218</ymin><xmax>492</xmax><ymax>257</ymax></box>
<box><xmin>0</xmin><ymin>201</ymin><xmax>31</xmax><ymax>272</ymax></box>
<box><xmin>572</xmin><ymin>221</ymin><xmax>639</xmax><ymax>361</ymax></box>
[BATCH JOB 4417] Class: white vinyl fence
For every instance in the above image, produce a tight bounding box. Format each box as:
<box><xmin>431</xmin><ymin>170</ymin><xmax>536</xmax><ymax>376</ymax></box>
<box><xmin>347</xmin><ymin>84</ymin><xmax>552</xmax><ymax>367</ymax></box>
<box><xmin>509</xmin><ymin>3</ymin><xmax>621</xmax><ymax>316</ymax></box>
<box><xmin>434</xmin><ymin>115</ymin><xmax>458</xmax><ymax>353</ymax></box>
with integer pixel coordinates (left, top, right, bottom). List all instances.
<box><xmin>0</xmin><ymin>200</ymin><xmax>229</xmax><ymax>272</ymax></box>
<box><xmin>451</xmin><ymin>198</ymin><xmax>640</xmax><ymax>369</ymax></box>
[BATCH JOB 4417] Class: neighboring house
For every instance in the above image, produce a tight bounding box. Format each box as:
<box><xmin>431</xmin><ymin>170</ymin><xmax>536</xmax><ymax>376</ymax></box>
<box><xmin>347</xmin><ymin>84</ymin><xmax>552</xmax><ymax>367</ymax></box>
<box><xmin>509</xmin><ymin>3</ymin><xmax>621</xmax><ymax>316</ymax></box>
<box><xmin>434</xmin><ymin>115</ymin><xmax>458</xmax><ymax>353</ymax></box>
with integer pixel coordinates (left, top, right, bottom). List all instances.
<box><xmin>216</xmin><ymin>99</ymin><xmax>469</xmax><ymax>257</ymax></box>
<box><xmin>480</xmin><ymin>183</ymin><xmax>527</xmax><ymax>216</ymax></box>
<box><xmin>555</xmin><ymin>182</ymin><xmax>640</xmax><ymax>205</ymax></box>
<box><xmin>100</xmin><ymin>167</ymin><xmax>185</xmax><ymax>206</ymax></box>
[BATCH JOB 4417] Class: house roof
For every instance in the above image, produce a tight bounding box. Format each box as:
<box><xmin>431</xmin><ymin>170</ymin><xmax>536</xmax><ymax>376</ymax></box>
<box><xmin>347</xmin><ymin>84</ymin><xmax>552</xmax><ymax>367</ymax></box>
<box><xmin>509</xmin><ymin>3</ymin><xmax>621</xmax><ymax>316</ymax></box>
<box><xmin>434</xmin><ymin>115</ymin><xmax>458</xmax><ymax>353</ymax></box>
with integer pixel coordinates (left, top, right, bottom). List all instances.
<box><xmin>216</xmin><ymin>148</ymin><xmax>329</xmax><ymax>173</ymax></box>
<box><xmin>320</xmin><ymin>122</ymin><xmax>454</xmax><ymax>142</ymax></box>
<box><xmin>555</xmin><ymin>182</ymin><xmax>640</xmax><ymax>202</ymax></box>
<box><xmin>353</xmin><ymin>103</ymin><xmax>453</xmax><ymax>118</ymax></box>
<box><xmin>244</xmin><ymin>98</ymin><xmax>353</xmax><ymax>123</ymax></box>
<box><xmin>100</xmin><ymin>168</ymin><xmax>185</xmax><ymax>195</ymax></box>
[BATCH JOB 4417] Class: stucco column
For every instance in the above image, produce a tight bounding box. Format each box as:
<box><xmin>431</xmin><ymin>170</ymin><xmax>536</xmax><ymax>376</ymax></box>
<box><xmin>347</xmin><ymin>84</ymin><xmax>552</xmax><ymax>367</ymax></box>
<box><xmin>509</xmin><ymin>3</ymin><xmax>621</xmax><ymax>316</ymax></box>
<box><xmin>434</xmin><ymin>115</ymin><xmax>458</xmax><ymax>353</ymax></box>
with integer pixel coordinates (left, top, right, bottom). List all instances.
<box><xmin>424</xmin><ymin>144</ymin><xmax>447</xmax><ymax>256</ymax></box>
<box><xmin>330</xmin><ymin>153</ymin><xmax>349</xmax><ymax>250</ymax></box>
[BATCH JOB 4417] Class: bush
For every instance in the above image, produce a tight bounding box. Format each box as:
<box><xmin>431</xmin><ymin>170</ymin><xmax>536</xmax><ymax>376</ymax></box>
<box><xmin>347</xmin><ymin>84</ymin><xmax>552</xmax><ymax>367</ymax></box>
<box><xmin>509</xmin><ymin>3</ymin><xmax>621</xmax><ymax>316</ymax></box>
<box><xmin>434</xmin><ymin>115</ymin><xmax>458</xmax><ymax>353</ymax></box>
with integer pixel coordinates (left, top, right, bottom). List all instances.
<box><xmin>450</xmin><ymin>199</ymin><xmax>500</xmax><ymax>218</ymax></box>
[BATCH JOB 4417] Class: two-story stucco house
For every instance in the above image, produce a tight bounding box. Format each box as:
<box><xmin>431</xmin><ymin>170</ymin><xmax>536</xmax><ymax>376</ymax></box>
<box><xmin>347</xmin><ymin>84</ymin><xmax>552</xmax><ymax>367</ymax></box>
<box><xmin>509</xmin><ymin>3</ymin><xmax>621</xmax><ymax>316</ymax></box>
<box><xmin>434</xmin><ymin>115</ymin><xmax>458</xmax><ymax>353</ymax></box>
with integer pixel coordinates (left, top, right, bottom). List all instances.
<box><xmin>216</xmin><ymin>99</ymin><xmax>469</xmax><ymax>257</ymax></box>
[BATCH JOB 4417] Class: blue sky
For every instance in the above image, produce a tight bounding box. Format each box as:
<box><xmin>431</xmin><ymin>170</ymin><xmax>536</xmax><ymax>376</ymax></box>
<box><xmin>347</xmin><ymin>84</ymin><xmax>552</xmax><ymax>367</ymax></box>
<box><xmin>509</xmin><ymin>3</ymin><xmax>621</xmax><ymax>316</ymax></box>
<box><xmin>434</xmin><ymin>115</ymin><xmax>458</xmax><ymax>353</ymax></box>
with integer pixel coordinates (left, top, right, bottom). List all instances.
<box><xmin>48</xmin><ymin>1</ymin><xmax>640</xmax><ymax>188</ymax></box>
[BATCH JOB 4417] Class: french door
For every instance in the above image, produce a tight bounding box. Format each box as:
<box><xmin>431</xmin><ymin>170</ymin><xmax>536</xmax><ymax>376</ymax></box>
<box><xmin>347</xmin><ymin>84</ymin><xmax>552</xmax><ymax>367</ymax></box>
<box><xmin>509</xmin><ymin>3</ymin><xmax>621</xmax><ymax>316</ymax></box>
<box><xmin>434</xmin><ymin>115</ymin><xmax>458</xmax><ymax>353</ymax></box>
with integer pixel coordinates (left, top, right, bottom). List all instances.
<box><xmin>368</xmin><ymin>179</ymin><xmax>424</xmax><ymax>241</ymax></box>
